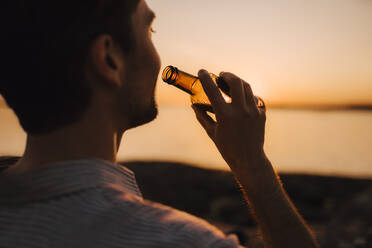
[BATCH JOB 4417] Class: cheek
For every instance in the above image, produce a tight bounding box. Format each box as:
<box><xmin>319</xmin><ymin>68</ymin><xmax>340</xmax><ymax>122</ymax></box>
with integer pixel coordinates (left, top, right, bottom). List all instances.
<box><xmin>145</xmin><ymin>55</ymin><xmax>160</xmax><ymax>83</ymax></box>
<box><xmin>144</xmin><ymin>39</ymin><xmax>161</xmax><ymax>75</ymax></box>
<box><xmin>152</xmin><ymin>45</ymin><xmax>161</xmax><ymax>74</ymax></box>
<box><xmin>127</xmin><ymin>38</ymin><xmax>161</xmax><ymax>93</ymax></box>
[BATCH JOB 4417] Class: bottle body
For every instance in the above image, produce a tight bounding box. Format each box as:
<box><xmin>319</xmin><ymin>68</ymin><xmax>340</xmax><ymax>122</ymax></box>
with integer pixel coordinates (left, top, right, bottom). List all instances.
<box><xmin>162</xmin><ymin>66</ymin><xmax>265</xmax><ymax>113</ymax></box>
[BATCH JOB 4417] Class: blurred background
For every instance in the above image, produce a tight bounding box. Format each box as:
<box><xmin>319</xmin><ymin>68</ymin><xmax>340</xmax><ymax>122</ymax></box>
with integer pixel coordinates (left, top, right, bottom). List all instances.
<box><xmin>1</xmin><ymin>0</ymin><xmax>371</xmax><ymax>177</ymax></box>
<box><xmin>1</xmin><ymin>0</ymin><xmax>372</xmax><ymax>246</ymax></box>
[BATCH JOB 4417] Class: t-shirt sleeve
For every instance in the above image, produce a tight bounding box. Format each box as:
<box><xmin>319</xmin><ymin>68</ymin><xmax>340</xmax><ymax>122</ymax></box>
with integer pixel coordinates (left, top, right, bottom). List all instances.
<box><xmin>145</xmin><ymin>200</ymin><xmax>247</xmax><ymax>247</ymax></box>
<box><xmin>106</xmin><ymin>193</ymin><xmax>248</xmax><ymax>247</ymax></box>
<box><xmin>177</xmin><ymin>223</ymin><xmax>247</xmax><ymax>248</ymax></box>
<box><xmin>208</xmin><ymin>233</ymin><xmax>246</xmax><ymax>248</ymax></box>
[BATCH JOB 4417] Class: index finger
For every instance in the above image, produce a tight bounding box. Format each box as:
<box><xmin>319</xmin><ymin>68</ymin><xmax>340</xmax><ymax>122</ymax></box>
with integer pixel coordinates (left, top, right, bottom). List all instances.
<box><xmin>198</xmin><ymin>69</ymin><xmax>226</xmax><ymax>114</ymax></box>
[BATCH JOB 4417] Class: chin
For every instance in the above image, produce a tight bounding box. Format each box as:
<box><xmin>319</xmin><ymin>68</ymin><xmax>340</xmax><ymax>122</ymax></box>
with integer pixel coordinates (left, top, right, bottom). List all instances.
<box><xmin>127</xmin><ymin>99</ymin><xmax>158</xmax><ymax>129</ymax></box>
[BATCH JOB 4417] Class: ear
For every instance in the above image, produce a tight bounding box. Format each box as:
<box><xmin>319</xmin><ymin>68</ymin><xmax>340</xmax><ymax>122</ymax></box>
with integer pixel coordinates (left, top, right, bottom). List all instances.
<box><xmin>88</xmin><ymin>34</ymin><xmax>124</xmax><ymax>89</ymax></box>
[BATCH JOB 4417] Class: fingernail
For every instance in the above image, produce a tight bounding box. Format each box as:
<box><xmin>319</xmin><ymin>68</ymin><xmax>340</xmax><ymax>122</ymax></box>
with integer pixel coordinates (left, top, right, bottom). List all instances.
<box><xmin>199</xmin><ymin>69</ymin><xmax>208</xmax><ymax>75</ymax></box>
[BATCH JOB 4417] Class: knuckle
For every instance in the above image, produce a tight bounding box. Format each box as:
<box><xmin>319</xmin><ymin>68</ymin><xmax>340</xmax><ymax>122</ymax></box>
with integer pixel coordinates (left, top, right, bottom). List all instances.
<box><xmin>243</xmin><ymin>81</ymin><xmax>253</xmax><ymax>92</ymax></box>
<box><xmin>222</xmin><ymin>72</ymin><xmax>242</xmax><ymax>86</ymax></box>
<box><xmin>259</xmin><ymin>111</ymin><xmax>267</xmax><ymax>121</ymax></box>
<box><xmin>243</xmin><ymin>80</ymin><xmax>252</xmax><ymax>88</ymax></box>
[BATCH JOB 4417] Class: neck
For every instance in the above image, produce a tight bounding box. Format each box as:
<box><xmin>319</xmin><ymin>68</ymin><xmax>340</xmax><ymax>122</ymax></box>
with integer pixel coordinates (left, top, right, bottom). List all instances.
<box><xmin>8</xmin><ymin>105</ymin><xmax>126</xmax><ymax>174</ymax></box>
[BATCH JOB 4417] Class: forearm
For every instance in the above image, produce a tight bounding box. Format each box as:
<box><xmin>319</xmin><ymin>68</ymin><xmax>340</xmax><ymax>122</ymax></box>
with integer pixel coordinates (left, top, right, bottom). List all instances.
<box><xmin>232</xmin><ymin>155</ymin><xmax>319</xmax><ymax>248</ymax></box>
<box><xmin>192</xmin><ymin>71</ymin><xmax>319</xmax><ymax>247</ymax></box>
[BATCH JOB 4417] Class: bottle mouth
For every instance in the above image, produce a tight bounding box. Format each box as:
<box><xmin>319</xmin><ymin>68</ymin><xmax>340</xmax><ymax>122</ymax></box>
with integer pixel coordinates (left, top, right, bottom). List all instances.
<box><xmin>162</xmin><ymin>66</ymin><xmax>178</xmax><ymax>84</ymax></box>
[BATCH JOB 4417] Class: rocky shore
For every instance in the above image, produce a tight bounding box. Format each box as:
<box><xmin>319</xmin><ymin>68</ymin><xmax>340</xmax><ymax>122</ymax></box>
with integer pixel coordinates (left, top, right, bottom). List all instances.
<box><xmin>124</xmin><ymin>161</ymin><xmax>372</xmax><ymax>248</ymax></box>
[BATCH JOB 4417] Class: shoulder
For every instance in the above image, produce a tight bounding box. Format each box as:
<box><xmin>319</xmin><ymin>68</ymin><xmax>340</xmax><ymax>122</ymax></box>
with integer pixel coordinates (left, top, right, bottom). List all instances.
<box><xmin>100</xmin><ymin>187</ymin><xmax>243</xmax><ymax>247</ymax></box>
<box><xmin>140</xmin><ymin>200</ymin><xmax>243</xmax><ymax>247</ymax></box>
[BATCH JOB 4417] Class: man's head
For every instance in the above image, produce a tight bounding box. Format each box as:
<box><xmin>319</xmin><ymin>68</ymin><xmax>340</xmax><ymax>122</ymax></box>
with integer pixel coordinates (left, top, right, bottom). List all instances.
<box><xmin>0</xmin><ymin>0</ymin><xmax>161</xmax><ymax>135</ymax></box>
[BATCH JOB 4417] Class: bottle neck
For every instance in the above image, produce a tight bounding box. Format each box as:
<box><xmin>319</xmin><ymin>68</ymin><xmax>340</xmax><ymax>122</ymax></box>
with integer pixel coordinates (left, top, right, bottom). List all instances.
<box><xmin>162</xmin><ymin>66</ymin><xmax>197</xmax><ymax>95</ymax></box>
<box><xmin>174</xmin><ymin>71</ymin><xmax>198</xmax><ymax>95</ymax></box>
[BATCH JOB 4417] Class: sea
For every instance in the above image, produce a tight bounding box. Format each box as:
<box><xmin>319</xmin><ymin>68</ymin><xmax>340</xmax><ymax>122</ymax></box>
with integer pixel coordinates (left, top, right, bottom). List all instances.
<box><xmin>0</xmin><ymin>106</ymin><xmax>371</xmax><ymax>178</ymax></box>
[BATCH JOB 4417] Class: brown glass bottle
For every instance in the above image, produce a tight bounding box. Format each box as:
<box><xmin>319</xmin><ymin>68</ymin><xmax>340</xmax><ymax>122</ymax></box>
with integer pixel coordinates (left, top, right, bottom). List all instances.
<box><xmin>162</xmin><ymin>66</ymin><xmax>265</xmax><ymax>113</ymax></box>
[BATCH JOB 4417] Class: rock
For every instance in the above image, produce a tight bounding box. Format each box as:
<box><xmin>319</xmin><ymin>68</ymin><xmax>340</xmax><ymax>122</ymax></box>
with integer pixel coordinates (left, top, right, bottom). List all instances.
<box><xmin>322</xmin><ymin>186</ymin><xmax>372</xmax><ymax>247</ymax></box>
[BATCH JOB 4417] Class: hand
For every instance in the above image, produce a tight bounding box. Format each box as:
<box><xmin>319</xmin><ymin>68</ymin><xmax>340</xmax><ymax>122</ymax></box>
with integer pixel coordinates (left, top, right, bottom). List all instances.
<box><xmin>192</xmin><ymin>70</ymin><xmax>267</xmax><ymax>173</ymax></box>
<box><xmin>193</xmin><ymin>74</ymin><xmax>320</xmax><ymax>248</ymax></box>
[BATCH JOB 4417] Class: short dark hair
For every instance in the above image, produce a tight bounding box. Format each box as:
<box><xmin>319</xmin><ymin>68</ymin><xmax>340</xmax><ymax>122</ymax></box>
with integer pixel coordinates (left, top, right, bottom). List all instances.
<box><xmin>0</xmin><ymin>0</ymin><xmax>140</xmax><ymax>135</ymax></box>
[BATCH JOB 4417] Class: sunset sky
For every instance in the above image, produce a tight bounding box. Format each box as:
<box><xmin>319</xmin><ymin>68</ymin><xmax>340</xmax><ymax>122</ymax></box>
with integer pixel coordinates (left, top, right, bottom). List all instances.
<box><xmin>0</xmin><ymin>0</ymin><xmax>371</xmax><ymax>108</ymax></box>
<box><xmin>149</xmin><ymin>0</ymin><xmax>372</xmax><ymax>107</ymax></box>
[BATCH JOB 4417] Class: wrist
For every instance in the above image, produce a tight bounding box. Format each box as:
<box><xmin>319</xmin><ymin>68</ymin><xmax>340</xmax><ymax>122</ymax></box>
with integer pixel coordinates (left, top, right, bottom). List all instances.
<box><xmin>230</xmin><ymin>149</ymin><xmax>271</xmax><ymax>179</ymax></box>
<box><xmin>231</xmin><ymin>154</ymin><xmax>282</xmax><ymax>198</ymax></box>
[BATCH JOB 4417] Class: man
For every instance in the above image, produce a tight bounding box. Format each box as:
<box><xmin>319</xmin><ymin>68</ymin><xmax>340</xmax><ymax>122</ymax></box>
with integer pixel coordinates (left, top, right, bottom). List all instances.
<box><xmin>0</xmin><ymin>0</ymin><xmax>319</xmax><ymax>247</ymax></box>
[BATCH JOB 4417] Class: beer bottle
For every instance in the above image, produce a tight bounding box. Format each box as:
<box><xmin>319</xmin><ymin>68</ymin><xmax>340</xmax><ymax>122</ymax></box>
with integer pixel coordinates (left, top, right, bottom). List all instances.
<box><xmin>162</xmin><ymin>66</ymin><xmax>265</xmax><ymax>113</ymax></box>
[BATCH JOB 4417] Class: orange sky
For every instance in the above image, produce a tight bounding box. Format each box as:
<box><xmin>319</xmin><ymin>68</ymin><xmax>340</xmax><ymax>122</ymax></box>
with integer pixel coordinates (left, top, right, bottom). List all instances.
<box><xmin>149</xmin><ymin>0</ymin><xmax>372</xmax><ymax>107</ymax></box>
<box><xmin>1</xmin><ymin>0</ymin><xmax>371</xmax><ymax>109</ymax></box>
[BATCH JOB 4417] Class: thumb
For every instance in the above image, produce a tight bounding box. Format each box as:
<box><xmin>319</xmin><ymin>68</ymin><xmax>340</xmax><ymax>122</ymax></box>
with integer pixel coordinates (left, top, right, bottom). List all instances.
<box><xmin>192</xmin><ymin>105</ymin><xmax>216</xmax><ymax>139</ymax></box>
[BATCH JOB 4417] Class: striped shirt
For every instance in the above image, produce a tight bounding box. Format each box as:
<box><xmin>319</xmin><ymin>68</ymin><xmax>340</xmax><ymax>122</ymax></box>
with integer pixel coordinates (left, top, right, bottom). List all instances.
<box><xmin>0</xmin><ymin>158</ymin><xmax>243</xmax><ymax>247</ymax></box>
